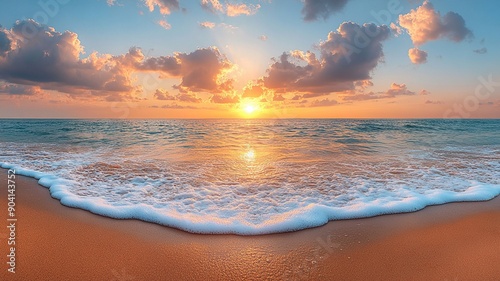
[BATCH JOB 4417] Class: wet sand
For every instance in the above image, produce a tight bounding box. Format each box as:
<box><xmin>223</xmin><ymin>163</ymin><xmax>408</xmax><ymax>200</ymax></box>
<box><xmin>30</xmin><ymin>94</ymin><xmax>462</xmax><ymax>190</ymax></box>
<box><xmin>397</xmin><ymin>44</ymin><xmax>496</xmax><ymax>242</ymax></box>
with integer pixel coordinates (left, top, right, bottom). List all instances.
<box><xmin>1</xmin><ymin>169</ymin><xmax>499</xmax><ymax>280</ymax></box>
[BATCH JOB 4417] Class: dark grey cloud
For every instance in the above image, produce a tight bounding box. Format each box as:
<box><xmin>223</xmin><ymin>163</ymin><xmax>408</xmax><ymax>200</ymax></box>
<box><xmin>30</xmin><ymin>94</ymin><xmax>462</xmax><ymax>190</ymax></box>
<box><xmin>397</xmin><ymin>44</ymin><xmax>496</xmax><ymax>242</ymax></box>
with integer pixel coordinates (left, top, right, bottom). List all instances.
<box><xmin>441</xmin><ymin>12</ymin><xmax>473</xmax><ymax>42</ymax></box>
<box><xmin>302</xmin><ymin>0</ymin><xmax>349</xmax><ymax>21</ymax></box>
<box><xmin>154</xmin><ymin>89</ymin><xmax>176</xmax><ymax>100</ymax></box>
<box><xmin>473</xmin><ymin>48</ymin><xmax>487</xmax><ymax>54</ymax></box>
<box><xmin>0</xmin><ymin>20</ymin><xmax>235</xmax><ymax>101</ymax></box>
<box><xmin>129</xmin><ymin>47</ymin><xmax>234</xmax><ymax>93</ymax></box>
<box><xmin>0</xmin><ymin>83</ymin><xmax>41</xmax><ymax>96</ymax></box>
<box><xmin>0</xmin><ymin>20</ymin><xmax>134</xmax><ymax>100</ymax></box>
<box><xmin>262</xmin><ymin>22</ymin><xmax>390</xmax><ymax>95</ymax></box>
<box><xmin>0</xmin><ymin>29</ymin><xmax>11</xmax><ymax>56</ymax></box>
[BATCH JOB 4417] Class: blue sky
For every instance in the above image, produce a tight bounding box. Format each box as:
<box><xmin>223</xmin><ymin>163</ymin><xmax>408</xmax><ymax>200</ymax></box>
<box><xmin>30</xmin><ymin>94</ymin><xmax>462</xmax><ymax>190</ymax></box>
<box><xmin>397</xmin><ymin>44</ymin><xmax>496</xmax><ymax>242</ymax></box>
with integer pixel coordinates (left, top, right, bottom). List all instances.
<box><xmin>0</xmin><ymin>0</ymin><xmax>498</xmax><ymax>118</ymax></box>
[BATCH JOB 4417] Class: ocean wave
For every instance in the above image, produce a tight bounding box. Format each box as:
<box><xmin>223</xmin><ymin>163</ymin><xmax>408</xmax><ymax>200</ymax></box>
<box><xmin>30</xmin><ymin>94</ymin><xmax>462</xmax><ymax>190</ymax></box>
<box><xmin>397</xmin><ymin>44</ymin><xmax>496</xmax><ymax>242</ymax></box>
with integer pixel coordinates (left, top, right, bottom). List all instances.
<box><xmin>1</xmin><ymin>162</ymin><xmax>499</xmax><ymax>235</ymax></box>
<box><xmin>0</xmin><ymin>119</ymin><xmax>499</xmax><ymax>234</ymax></box>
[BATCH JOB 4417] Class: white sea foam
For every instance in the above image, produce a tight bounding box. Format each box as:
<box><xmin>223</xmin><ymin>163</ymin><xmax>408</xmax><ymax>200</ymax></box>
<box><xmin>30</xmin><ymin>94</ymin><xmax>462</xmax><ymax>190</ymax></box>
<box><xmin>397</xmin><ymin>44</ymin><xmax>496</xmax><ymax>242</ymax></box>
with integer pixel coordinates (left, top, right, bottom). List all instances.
<box><xmin>1</xmin><ymin>119</ymin><xmax>499</xmax><ymax>234</ymax></box>
<box><xmin>1</xmin><ymin>160</ymin><xmax>499</xmax><ymax>235</ymax></box>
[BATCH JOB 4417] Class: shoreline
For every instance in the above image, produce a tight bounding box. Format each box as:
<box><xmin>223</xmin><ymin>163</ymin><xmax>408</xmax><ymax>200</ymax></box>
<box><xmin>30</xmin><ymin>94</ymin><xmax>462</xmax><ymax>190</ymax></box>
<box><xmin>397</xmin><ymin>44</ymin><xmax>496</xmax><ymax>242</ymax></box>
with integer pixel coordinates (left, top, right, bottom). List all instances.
<box><xmin>1</xmin><ymin>169</ymin><xmax>500</xmax><ymax>280</ymax></box>
<box><xmin>3</xmin><ymin>162</ymin><xmax>499</xmax><ymax>236</ymax></box>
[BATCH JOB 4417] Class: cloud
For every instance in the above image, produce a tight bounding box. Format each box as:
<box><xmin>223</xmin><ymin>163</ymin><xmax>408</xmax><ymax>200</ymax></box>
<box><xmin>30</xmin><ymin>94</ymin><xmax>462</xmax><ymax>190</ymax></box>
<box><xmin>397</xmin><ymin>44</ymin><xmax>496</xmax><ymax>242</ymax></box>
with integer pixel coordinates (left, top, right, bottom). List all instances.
<box><xmin>408</xmin><ymin>47</ymin><xmax>428</xmax><ymax>64</ymax></box>
<box><xmin>226</xmin><ymin>3</ymin><xmax>260</xmax><ymax>16</ymax></box>
<box><xmin>201</xmin><ymin>0</ymin><xmax>224</xmax><ymax>13</ymax></box>
<box><xmin>0</xmin><ymin>20</ymin><xmax>235</xmax><ymax>102</ymax></box>
<box><xmin>383</xmin><ymin>83</ymin><xmax>415</xmax><ymax>98</ymax></box>
<box><xmin>301</xmin><ymin>92</ymin><xmax>330</xmax><ymax>99</ymax></box>
<box><xmin>425</xmin><ymin>100</ymin><xmax>443</xmax><ymax>105</ymax></box>
<box><xmin>342</xmin><ymin>83</ymin><xmax>416</xmax><ymax>101</ymax></box>
<box><xmin>0</xmin><ymin>29</ymin><xmax>11</xmax><ymax>56</ymax></box>
<box><xmin>273</xmin><ymin>93</ymin><xmax>285</xmax><ymax>101</ymax></box>
<box><xmin>157</xmin><ymin>20</ymin><xmax>171</xmax><ymax>30</ymax></box>
<box><xmin>129</xmin><ymin>47</ymin><xmax>234</xmax><ymax>93</ymax></box>
<box><xmin>153</xmin><ymin>90</ymin><xmax>201</xmax><ymax>103</ymax></box>
<box><xmin>142</xmin><ymin>0</ymin><xmax>179</xmax><ymax>15</ymax></box>
<box><xmin>473</xmin><ymin>47</ymin><xmax>487</xmax><ymax>54</ymax></box>
<box><xmin>0</xmin><ymin>20</ymin><xmax>135</xmax><ymax>100</ymax></box>
<box><xmin>419</xmin><ymin>89</ymin><xmax>431</xmax><ymax>95</ymax></box>
<box><xmin>107</xmin><ymin>0</ymin><xmax>117</xmax><ymax>6</ymax></box>
<box><xmin>398</xmin><ymin>1</ymin><xmax>472</xmax><ymax>46</ymax></box>
<box><xmin>390</xmin><ymin>23</ymin><xmax>402</xmax><ymax>37</ymax></box>
<box><xmin>201</xmin><ymin>0</ymin><xmax>260</xmax><ymax>17</ymax></box>
<box><xmin>150</xmin><ymin>104</ymin><xmax>197</xmax><ymax>109</ymax></box>
<box><xmin>0</xmin><ymin>83</ymin><xmax>42</xmax><ymax>96</ymax></box>
<box><xmin>219</xmin><ymin>23</ymin><xmax>238</xmax><ymax>31</ymax></box>
<box><xmin>309</xmin><ymin>98</ymin><xmax>338</xmax><ymax>107</ymax></box>
<box><xmin>210</xmin><ymin>94</ymin><xmax>239</xmax><ymax>103</ymax></box>
<box><xmin>199</xmin><ymin>21</ymin><xmax>216</xmax><ymax>29</ymax></box>
<box><xmin>242</xmin><ymin>84</ymin><xmax>265</xmax><ymax>98</ymax></box>
<box><xmin>154</xmin><ymin>89</ymin><xmax>175</xmax><ymax>100</ymax></box>
<box><xmin>341</xmin><ymin>92</ymin><xmax>378</xmax><ymax>101</ymax></box>
<box><xmin>302</xmin><ymin>0</ymin><xmax>350</xmax><ymax>21</ymax></box>
<box><xmin>199</xmin><ymin>22</ymin><xmax>242</xmax><ymax>32</ymax></box>
<box><xmin>258</xmin><ymin>35</ymin><xmax>268</xmax><ymax>41</ymax></box>
<box><xmin>262</xmin><ymin>22</ymin><xmax>390</xmax><ymax>95</ymax></box>
<box><xmin>176</xmin><ymin>92</ymin><xmax>202</xmax><ymax>103</ymax></box>
<box><xmin>354</xmin><ymin>80</ymin><xmax>373</xmax><ymax>89</ymax></box>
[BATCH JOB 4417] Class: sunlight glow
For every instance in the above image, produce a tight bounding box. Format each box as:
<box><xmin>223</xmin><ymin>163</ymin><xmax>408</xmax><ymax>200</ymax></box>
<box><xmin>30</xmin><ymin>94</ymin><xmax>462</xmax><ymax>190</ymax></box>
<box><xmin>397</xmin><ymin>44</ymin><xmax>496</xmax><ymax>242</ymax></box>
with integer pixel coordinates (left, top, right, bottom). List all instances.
<box><xmin>244</xmin><ymin>149</ymin><xmax>255</xmax><ymax>161</ymax></box>
<box><xmin>242</xmin><ymin>101</ymin><xmax>259</xmax><ymax>116</ymax></box>
<box><xmin>244</xmin><ymin>104</ymin><xmax>256</xmax><ymax>114</ymax></box>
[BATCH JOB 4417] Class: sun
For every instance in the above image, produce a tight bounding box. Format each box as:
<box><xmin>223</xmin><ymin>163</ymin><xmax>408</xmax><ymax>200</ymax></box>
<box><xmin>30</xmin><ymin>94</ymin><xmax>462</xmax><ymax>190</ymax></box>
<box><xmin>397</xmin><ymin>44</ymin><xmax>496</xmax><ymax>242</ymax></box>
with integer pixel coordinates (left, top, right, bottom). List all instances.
<box><xmin>241</xmin><ymin>102</ymin><xmax>259</xmax><ymax>116</ymax></box>
<box><xmin>244</xmin><ymin>104</ymin><xmax>257</xmax><ymax>114</ymax></box>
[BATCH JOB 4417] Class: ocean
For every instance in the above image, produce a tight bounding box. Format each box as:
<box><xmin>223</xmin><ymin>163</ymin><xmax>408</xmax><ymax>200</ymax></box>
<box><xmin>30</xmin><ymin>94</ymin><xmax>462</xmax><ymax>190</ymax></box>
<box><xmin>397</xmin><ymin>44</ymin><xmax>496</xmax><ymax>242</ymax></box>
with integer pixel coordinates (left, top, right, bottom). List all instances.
<box><xmin>1</xmin><ymin>119</ymin><xmax>499</xmax><ymax>234</ymax></box>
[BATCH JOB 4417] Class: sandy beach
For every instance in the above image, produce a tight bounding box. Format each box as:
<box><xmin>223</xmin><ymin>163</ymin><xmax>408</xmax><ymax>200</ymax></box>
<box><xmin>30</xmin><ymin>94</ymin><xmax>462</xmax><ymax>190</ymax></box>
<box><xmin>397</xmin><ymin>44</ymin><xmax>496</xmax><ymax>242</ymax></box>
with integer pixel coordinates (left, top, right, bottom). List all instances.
<box><xmin>1</xmin><ymin>169</ymin><xmax>499</xmax><ymax>281</ymax></box>
<box><xmin>1</xmin><ymin>0</ymin><xmax>498</xmax><ymax>279</ymax></box>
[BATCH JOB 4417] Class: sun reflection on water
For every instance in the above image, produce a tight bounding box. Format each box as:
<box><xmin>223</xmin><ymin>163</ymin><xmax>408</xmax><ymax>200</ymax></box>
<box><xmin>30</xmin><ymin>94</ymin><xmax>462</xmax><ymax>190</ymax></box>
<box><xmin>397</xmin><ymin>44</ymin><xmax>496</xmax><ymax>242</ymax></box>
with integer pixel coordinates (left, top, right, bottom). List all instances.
<box><xmin>243</xmin><ymin>148</ymin><xmax>255</xmax><ymax>162</ymax></box>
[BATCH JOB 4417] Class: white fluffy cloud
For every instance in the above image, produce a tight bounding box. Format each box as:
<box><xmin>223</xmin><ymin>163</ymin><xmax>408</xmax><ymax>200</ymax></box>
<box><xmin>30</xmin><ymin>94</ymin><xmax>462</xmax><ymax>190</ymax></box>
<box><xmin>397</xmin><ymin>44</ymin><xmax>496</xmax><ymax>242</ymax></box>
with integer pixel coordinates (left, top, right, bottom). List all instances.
<box><xmin>408</xmin><ymin>48</ymin><xmax>428</xmax><ymax>64</ymax></box>
<box><xmin>399</xmin><ymin>1</ymin><xmax>472</xmax><ymax>45</ymax></box>
<box><xmin>398</xmin><ymin>1</ymin><xmax>472</xmax><ymax>64</ymax></box>
<box><xmin>199</xmin><ymin>21</ymin><xmax>216</xmax><ymax>29</ymax></box>
<box><xmin>157</xmin><ymin>20</ymin><xmax>171</xmax><ymax>30</ymax></box>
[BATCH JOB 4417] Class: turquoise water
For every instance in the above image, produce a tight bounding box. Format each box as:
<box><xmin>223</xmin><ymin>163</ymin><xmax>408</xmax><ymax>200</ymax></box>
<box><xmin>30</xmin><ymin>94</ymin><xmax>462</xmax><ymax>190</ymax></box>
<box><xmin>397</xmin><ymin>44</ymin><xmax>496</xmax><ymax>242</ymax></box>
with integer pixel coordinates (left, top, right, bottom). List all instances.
<box><xmin>1</xmin><ymin>119</ymin><xmax>499</xmax><ymax>234</ymax></box>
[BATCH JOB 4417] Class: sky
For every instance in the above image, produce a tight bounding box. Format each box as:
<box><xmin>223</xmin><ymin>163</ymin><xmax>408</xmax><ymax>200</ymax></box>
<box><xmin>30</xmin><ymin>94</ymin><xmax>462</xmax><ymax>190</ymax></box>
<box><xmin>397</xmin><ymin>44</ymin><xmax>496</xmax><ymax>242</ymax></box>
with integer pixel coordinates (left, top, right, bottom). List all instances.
<box><xmin>0</xmin><ymin>0</ymin><xmax>498</xmax><ymax>118</ymax></box>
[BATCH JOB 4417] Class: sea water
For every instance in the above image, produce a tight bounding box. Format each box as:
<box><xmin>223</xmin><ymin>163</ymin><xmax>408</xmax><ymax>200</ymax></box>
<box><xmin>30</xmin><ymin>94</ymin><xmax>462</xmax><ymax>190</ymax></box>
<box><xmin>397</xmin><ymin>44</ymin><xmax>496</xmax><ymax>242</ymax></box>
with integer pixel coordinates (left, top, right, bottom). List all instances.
<box><xmin>0</xmin><ymin>119</ymin><xmax>499</xmax><ymax>234</ymax></box>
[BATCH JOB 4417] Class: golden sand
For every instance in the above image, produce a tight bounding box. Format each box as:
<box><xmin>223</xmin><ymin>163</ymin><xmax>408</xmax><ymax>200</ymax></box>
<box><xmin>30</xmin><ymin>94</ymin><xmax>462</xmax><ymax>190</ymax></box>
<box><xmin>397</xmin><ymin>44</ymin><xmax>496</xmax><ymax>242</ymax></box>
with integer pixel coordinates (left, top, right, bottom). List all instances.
<box><xmin>1</xmin><ymin>170</ymin><xmax>499</xmax><ymax>280</ymax></box>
